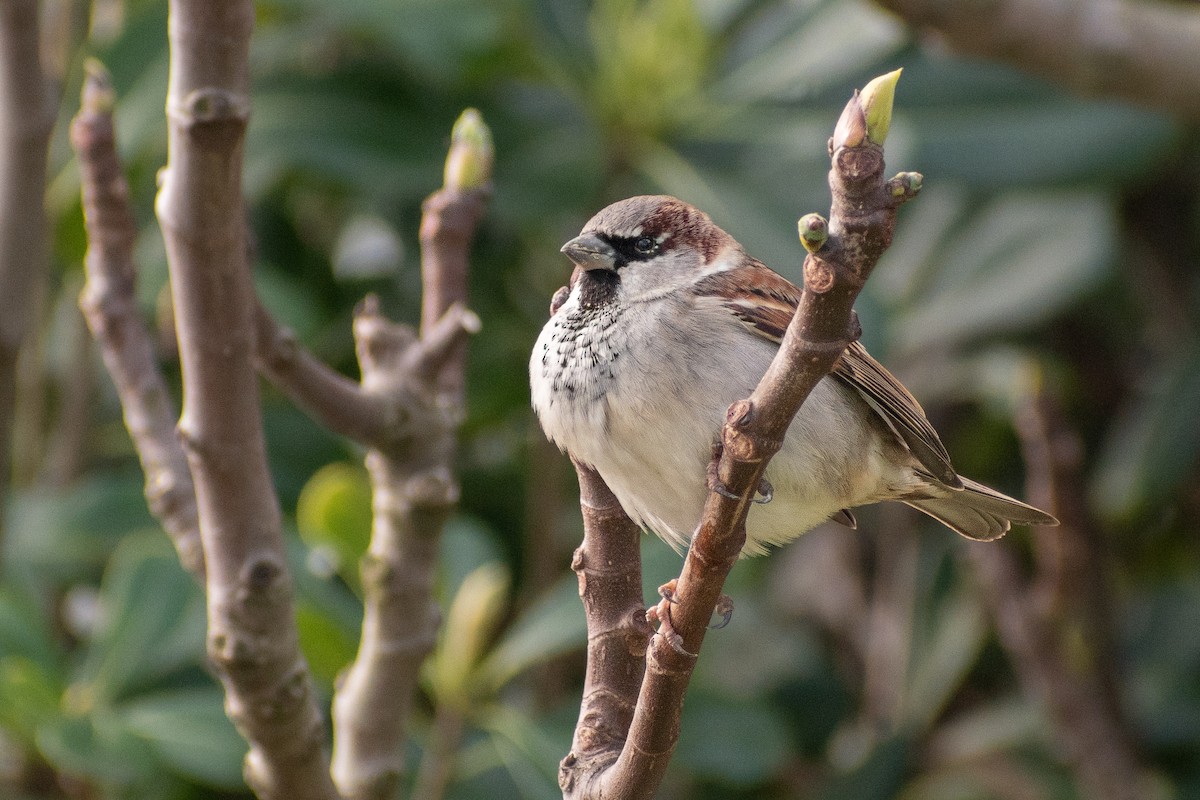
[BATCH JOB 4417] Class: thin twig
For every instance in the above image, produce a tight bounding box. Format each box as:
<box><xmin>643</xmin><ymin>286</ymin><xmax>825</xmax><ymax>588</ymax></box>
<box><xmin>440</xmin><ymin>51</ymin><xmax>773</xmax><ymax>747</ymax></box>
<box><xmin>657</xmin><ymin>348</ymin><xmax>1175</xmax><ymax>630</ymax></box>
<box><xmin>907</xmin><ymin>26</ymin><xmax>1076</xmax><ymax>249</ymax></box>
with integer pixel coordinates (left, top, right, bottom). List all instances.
<box><xmin>156</xmin><ymin>3</ymin><xmax>336</xmax><ymax>798</ymax></box>
<box><xmin>562</xmin><ymin>78</ymin><xmax>922</xmax><ymax>798</ymax></box>
<box><xmin>71</xmin><ymin>63</ymin><xmax>205</xmax><ymax>579</ymax></box>
<box><xmin>874</xmin><ymin>0</ymin><xmax>1200</xmax><ymax>120</ymax></box>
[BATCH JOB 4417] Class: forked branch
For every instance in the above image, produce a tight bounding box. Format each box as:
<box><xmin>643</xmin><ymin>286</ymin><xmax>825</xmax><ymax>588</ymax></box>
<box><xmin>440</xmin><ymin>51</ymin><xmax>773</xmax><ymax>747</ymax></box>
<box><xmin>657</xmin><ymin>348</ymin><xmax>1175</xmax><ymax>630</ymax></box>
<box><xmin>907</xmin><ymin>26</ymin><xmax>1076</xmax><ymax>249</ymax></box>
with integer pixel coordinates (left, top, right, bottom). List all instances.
<box><xmin>561</xmin><ymin>71</ymin><xmax>922</xmax><ymax>798</ymax></box>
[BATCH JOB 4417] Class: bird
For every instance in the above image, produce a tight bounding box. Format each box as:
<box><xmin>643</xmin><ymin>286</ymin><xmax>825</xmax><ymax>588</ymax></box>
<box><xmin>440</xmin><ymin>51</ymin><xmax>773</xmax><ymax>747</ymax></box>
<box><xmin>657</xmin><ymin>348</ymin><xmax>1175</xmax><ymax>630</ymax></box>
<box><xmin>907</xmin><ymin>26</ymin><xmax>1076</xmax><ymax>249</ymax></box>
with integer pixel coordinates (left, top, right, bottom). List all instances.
<box><xmin>530</xmin><ymin>195</ymin><xmax>1057</xmax><ymax>556</ymax></box>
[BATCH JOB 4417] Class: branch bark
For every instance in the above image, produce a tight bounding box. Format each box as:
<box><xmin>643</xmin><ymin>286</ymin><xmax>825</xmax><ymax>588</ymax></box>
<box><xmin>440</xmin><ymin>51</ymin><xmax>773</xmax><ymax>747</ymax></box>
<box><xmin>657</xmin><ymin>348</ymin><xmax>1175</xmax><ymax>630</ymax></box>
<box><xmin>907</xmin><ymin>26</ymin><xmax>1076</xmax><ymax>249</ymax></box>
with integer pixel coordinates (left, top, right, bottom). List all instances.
<box><xmin>0</xmin><ymin>0</ymin><xmax>54</xmax><ymax>547</ymax></box>
<box><xmin>156</xmin><ymin>3</ymin><xmax>336</xmax><ymax>798</ymax></box>
<box><xmin>75</xmin><ymin>50</ymin><xmax>489</xmax><ymax>800</ymax></box>
<box><xmin>71</xmin><ymin>63</ymin><xmax>205</xmax><ymax>579</ymax></box>
<box><xmin>874</xmin><ymin>0</ymin><xmax>1200</xmax><ymax>121</ymax></box>
<box><xmin>561</xmin><ymin>78</ymin><xmax>922</xmax><ymax>798</ymax></box>
<box><xmin>311</xmin><ymin>146</ymin><xmax>487</xmax><ymax>800</ymax></box>
<box><xmin>969</xmin><ymin>386</ymin><xmax>1151</xmax><ymax>800</ymax></box>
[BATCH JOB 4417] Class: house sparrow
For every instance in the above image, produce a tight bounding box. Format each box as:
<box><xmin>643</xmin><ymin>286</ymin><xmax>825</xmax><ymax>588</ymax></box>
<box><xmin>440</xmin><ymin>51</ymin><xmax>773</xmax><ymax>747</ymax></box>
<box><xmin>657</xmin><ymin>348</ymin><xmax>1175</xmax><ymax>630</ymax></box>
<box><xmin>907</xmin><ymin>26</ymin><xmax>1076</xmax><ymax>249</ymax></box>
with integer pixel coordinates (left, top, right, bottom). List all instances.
<box><xmin>530</xmin><ymin>195</ymin><xmax>1057</xmax><ymax>556</ymax></box>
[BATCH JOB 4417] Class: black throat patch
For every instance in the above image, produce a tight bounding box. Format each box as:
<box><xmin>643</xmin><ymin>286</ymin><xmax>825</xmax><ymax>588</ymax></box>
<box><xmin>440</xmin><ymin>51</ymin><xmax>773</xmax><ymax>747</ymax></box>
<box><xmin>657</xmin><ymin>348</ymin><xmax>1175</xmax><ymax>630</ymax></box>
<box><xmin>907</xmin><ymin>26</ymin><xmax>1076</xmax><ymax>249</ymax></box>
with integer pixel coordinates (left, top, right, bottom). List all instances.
<box><xmin>576</xmin><ymin>268</ymin><xmax>620</xmax><ymax>310</ymax></box>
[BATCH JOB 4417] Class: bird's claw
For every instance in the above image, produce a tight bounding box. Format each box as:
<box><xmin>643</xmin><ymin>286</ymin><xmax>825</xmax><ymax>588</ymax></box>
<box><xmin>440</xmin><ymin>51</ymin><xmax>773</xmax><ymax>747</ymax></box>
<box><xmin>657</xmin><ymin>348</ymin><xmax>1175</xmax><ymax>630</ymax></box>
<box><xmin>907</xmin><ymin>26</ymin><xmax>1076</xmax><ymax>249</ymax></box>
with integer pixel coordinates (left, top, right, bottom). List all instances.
<box><xmin>646</xmin><ymin>580</ymin><xmax>696</xmax><ymax>657</ymax></box>
<box><xmin>707</xmin><ymin>474</ymin><xmax>774</xmax><ymax>505</ymax></box>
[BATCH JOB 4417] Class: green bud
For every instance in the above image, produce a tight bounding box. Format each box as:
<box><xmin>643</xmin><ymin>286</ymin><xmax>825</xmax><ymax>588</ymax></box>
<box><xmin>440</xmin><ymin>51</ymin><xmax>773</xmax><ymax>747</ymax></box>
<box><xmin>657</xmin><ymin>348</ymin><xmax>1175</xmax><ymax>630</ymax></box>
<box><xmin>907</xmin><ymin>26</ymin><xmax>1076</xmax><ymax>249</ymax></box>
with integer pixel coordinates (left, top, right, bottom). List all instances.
<box><xmin>860</xmin><ymin>68</ymin><xmax>902</xmax><ymax>145</ymax></box>
<box><xmin>443</xmin><ymin>108</ymin><xmax>494</xmax><ymax>191</ymax></box>
<box><xmin>81</xmin><ymin>59</ymin><xmax>115</xmax><ymax>114</ymax></box>
<box><xmin>430</xmin><ymin>563</ymin><xmax>510</xmax><ymax>706</ymax></box>
<box><xmin>797</xmin><ymin>213</ymin><xmax>828</xmax><ymax>253</ymax></box>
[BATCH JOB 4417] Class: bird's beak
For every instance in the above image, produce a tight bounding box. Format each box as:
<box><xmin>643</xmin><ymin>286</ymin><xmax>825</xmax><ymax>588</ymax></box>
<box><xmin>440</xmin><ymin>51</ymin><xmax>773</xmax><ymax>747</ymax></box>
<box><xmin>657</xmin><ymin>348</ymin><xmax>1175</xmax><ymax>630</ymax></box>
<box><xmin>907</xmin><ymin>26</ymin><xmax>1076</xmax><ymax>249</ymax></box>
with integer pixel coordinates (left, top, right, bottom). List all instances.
<box><xmin>561</xmin><ymin>233</ymin><xmax>617</xmax><ymax>272</ymax></box>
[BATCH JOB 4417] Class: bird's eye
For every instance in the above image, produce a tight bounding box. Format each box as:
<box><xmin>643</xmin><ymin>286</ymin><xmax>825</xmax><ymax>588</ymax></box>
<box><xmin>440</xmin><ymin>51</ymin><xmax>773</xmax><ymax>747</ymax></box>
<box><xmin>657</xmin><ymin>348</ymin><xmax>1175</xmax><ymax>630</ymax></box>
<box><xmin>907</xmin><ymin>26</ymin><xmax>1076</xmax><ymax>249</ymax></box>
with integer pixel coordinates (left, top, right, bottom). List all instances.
<box><xmin>634</xmin><ymin>237</ymin><xmax>656</xmax><ymax>254</ymax></box>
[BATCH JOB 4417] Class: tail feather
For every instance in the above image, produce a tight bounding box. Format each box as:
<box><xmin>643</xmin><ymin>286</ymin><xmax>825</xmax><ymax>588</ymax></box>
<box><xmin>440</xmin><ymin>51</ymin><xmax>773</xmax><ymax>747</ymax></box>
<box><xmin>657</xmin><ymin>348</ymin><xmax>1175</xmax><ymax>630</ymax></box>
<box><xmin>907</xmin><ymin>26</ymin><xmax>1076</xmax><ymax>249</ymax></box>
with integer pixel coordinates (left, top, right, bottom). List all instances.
<box><xmin>904</xmin><ymin>477</ymin><xmax>1058</xmax><ymax>542</ymax></box>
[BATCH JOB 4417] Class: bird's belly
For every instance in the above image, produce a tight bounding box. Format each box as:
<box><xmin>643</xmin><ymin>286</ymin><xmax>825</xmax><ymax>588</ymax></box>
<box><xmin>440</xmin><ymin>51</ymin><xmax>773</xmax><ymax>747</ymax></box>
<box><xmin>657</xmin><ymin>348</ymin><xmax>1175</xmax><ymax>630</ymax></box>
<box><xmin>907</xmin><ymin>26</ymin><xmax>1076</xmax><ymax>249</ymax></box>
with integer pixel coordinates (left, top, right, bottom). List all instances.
<box><xmin>531</xmin><ymin>300</ymin><xmax>898</xmax><ymax>556</ymax></box>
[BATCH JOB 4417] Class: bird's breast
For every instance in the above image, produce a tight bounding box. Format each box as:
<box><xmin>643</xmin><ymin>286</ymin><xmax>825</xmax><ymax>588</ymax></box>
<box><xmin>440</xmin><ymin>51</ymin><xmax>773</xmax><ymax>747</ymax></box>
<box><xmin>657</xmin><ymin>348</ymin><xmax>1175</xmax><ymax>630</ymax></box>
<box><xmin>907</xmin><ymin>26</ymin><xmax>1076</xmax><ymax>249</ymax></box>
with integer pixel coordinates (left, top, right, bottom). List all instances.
<box><xmin>530</xmin><ymin>297</ymin><xmax>626</xmax><ymax>459</ymax></box>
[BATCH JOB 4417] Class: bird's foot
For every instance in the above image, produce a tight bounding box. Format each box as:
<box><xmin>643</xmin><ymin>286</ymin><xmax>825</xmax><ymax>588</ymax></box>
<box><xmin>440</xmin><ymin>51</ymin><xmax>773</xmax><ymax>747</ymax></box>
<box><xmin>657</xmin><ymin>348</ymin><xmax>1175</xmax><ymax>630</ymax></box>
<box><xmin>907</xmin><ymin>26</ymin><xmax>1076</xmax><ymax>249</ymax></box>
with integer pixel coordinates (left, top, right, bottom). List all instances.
<box><xmin>646</xmin><ymin>580</ymin><xmax>695</xmax><ymax>657</ymax></box>
<box><xmin>706</xmin><ymin>460</ymin><xmax>774</xmax><ymax>505</ymax></box>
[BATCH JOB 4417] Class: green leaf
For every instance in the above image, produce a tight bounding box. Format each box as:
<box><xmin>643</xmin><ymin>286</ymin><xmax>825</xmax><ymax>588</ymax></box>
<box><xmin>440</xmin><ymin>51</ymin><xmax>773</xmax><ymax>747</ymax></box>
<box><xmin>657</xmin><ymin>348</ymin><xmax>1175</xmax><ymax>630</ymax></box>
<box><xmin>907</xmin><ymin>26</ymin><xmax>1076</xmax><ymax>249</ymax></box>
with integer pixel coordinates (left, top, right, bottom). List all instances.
<box><xmin>0</xmin><ymin>656</ymin><xmax>62</xmax><ymax>744</ymax></box>
<box><xmin>428</xmin><ymin>563</ymin><xmax>510</xmax><ymax>705</ymax></box>
<box><xmin>78</xmin><ymin>536</ymin><xmax>206</xmax><ymax>702</ymax></box>
<box><xmin>1092</xmin><ymin>340</ymin><xmax>1200</xmax><ymax>521</ymax></box>
<box><xmin>3</xmin><ymin>474</ymin><xmax>157</xmax><ymax>585</ymax></box>
<box><xmin>437</xmin><ymin>515</ymin><xmax>504</xmax><ymax>607</ymax></box>
<box><xmin>36</xmin><ymin>709</ymin><xmax>158</xmax><ymax>786</ymax></box>
<box><xmin>475</xmin><ymin>575</ymin><xmax>586</xmax><ymax>694</ymax></box>
<box><xmin>119</xmin><ymin>687</ymin><xmax>248</xmax><ymax>789</ymax></box>
<box><xmin>0</xmin><ymin>585</ymin><xmax>62</xmax><ymax>671</ymax></box>
<box><xmin>296</xmin><ymin>601</ymin><xmax>358</xmax><ymax>688</ymax></box>
<box><xmin>901</xmin><ymin>589</ymin><xmax>988</xmax><ymax>731</ymax></box>
<box><xmin>888</xmin><ymin>192</ymin><xmax>1114</xmax><ymax>352</ymax></box>
<box><xmin>815</xmin><ymin>735</ymin><xmax>911</xmax><ymax>800</ymax></box>
<box><xmin>296</xmin><ymin>461</ymin><xmax>373</xmax><ymax>590</ymax></box>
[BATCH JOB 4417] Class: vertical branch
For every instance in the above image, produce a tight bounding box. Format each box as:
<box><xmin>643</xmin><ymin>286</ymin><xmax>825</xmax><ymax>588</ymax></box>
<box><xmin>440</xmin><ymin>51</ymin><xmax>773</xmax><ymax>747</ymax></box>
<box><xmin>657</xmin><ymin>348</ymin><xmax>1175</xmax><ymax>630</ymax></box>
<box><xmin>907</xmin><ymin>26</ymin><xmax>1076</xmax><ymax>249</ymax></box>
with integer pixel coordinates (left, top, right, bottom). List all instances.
<box><xmin>156</xmin><ymin>3</ymin><xmax>335</xmax><ymax>798</ymax></box>
<box><xmin>558</xmin><ymin>462</ymin><xmax>653</xmax><ymax>796</ymax></box>
<box><xmin>329</xmin><ymin>113</ymin><xmax>489</xmax><ymax>800</ymax></box>
<box><xmin>0</xmin><ymin>0</ymin><xmax>54</xmax><ymax>543</ymax></box>
<box><xmin>969</xmin><ymin>386</ymin><xmax>1150</xmax><ymax>800</ymax></box>
<box><xmin>71</xmin><ymin>64</ymin><xmax>204</xmax><ymax>578</ymax></box>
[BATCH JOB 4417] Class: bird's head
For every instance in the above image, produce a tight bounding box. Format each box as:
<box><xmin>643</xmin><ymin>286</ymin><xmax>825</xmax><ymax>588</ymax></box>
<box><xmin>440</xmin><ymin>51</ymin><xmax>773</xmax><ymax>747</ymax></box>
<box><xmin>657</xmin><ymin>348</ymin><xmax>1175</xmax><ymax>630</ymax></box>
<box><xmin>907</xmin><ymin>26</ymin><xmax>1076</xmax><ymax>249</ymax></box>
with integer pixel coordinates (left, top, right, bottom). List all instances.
<box><xmin>561</xmin><ymin>195</ymin><xmax>741</xmax><ymax>303</ymax></box>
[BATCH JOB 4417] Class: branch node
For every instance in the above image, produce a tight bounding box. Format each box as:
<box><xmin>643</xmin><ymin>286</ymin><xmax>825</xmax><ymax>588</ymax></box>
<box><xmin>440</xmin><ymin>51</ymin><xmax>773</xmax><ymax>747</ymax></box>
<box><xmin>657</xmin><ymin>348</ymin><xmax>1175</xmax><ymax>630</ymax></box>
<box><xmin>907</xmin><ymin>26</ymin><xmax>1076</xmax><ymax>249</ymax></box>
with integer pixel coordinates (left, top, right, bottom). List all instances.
<box><xmin>170</xmin><ymin>87</ymin><xmax>250</xmax><ymax>129</ymax></box>
<box><xmin>803</xmin><ymin>254</ymin><xmax>837</xmax><ymax>293</ymax></box>
<box><xmin>833</xmin><ymin>145</ymin><xmax>884</xmax><ymax>183</ymax></box>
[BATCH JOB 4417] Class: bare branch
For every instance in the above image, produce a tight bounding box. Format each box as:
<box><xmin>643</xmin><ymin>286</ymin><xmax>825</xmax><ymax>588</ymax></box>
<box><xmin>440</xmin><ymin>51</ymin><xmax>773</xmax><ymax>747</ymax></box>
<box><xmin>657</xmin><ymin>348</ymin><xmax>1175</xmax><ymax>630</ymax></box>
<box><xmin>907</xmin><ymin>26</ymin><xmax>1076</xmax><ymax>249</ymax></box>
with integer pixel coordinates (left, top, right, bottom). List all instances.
<box><xmin>328</xmin><ymin>123</ymin><xmax>489</xmax><ymax>799</ymax></box>
<box><xmin>252</xmin><ymin>300</ymin><xmax>395</xmax><ymax>446</ymax></box>
<box><xmin>969</xmin><ymin>386</ymin><xmax>1152</xmax><ymax>800</ymax></box>
<box><xmin>0</xmin><ymin>0</ymin><xmax>54</xmax><ymax>545</ymax></box>
<box><xmin>558</xmin><ymin>462</ymin><xmax>652</xmax><ymax>797</ymax></box>
<box><xmin>562</xmin><ymin>74</ymin><xmax>922</xmax><ymax>798</ymax></box>
<box><xmin>875</xmin><ymin>0</ymin><xmax>1200</xmax><ymax>120</ymax></box>
<box><xmin>71</xmin><ymin>62</ymin><xmax>205</xmax><ymax>579</ymax></box>
<box><xmin>157</xmin><ymin>3</ymin><xmax>336</xmax><ymax>798</ymax></box>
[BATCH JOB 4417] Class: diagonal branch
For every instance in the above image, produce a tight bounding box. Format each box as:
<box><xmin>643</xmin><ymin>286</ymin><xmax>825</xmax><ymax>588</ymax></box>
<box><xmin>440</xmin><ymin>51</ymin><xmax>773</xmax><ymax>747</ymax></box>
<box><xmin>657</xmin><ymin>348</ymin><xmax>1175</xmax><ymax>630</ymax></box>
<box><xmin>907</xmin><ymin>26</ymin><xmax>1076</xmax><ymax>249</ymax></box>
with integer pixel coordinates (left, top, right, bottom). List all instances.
<box><xmin>562</xmin><ymin>73</ymin><xmax>922</xmax><ymax>798</ymax></box>
<box><xmin>71</xmin><ymin>62</ymin><xmax>205</xmax><ymax>580</ymax></box>
<box><xmin>874</xmin><ymin>0</ymin><xmax>1200</xmax><ymax>121</ymax></box>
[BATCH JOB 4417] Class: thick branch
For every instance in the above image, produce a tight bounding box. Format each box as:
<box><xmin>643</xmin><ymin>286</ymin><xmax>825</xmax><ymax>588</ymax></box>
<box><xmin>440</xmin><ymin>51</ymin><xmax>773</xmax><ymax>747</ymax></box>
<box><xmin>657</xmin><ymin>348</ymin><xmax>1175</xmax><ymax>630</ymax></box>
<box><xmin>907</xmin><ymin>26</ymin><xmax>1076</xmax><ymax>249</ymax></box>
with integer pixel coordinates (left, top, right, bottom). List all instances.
<box><xmin>969</xmin><ymin>388</ymin><xmax>1150</xmax><ymax>800</ymax></box>
<box><xmin>558</xmin><ymin>462</ymin><xmax>653</xmax><ymax>797</ymax></box>
<box><xmin>0</xmin><ymin>0</ymin><xmax>54</xmax><ymax>544</ymax></box>
<box><xmin>875</xmin><ymin>0</ymin><xmax>1200</xmax><ymax>121</ymax></box>
<box><xmin>157</xmin><ymin>3</ymin><xmax>335</xmax><ymax>798</ymax></box>
<box><xmin>71</xmin><ymin>64</ymin><xmax>204</xmax><ymax>579</ymax></box>
<box><xmin>563</xmin><ymin>86</ymin><xmax>921</xmax><ymax>798</ymax></box>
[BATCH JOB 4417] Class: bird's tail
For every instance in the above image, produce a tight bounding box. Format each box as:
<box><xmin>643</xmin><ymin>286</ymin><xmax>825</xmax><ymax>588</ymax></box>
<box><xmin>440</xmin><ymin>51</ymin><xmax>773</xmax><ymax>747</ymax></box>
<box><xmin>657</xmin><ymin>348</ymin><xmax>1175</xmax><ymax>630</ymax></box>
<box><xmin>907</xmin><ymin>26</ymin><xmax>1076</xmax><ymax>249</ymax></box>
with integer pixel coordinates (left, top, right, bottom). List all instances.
<box><xmin>904</xmin><ymin>477</ymin><xmax>1058</xmax><ymax>541</ymax></box>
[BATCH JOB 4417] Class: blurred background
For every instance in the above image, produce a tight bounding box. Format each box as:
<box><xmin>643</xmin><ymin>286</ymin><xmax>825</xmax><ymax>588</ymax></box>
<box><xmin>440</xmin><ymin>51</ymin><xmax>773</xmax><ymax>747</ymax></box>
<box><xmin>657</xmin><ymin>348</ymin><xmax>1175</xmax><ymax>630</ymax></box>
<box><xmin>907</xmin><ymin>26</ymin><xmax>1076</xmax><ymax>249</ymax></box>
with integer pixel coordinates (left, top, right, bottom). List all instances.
<box><xmin>2</xmin><ymin>0</ymin><xmax>1198</xmax><ymax>798</ymax></box>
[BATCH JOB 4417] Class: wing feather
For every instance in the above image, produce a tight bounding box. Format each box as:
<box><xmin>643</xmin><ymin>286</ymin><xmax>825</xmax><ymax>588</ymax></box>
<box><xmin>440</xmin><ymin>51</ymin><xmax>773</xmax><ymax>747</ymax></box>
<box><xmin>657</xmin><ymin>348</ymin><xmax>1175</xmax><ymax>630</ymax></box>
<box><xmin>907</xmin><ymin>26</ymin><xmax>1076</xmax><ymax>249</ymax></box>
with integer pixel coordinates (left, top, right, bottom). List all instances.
<box><xmin>692</xmin><ymin>262</ymin><xmax>962</xmax><ymax>488</ymax></box>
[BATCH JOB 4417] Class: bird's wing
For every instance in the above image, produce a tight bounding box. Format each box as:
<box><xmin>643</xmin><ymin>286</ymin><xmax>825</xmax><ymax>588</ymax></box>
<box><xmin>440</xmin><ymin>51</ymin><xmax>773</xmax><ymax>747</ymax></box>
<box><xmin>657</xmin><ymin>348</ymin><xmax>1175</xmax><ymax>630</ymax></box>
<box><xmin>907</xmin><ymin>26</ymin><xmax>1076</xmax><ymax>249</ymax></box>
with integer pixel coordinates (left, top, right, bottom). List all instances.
<box><xmin>693</xmin><ymin>261</ymin><xmax>961</xmax><ymax>488</ymax></box>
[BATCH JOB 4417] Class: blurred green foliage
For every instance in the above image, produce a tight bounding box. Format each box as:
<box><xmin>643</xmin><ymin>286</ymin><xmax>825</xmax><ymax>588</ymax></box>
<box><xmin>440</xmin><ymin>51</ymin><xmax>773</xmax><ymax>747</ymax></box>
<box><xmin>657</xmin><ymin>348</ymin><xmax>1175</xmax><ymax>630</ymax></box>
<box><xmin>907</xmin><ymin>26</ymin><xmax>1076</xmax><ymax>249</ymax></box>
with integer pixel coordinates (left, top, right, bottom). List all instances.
<box><xmin>3</xmin><ymin>0</ymin><xmax>1200</xmax><ymax>798</ymax></box>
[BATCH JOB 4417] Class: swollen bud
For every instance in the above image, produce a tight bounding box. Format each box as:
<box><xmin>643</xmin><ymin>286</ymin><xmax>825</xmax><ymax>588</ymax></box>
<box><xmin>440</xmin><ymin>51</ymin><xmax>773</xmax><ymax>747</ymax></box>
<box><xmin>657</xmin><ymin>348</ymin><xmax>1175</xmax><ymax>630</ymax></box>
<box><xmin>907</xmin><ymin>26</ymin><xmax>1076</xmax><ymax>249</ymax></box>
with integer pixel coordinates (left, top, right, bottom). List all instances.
<box><xmin>831</xmin><ymin>68</ymin><xmax>902</xmax><ymax>150</ymax></box>
<box><xmin>860</xmin><ymin>68</ymin><xmax>902</xmax><ymax>145</ymax></box>
<box><xmin>797</xmin><ymin>213</ymin><xmax>828</xmax><ymax>253</ymax></box>
<box><xmin>81</xmin><ymin>59</ymin><xmax>115</xmax><ymax>114</ymax></box>
<box><xmin>443</xmin><ymin>108</ymin><xmax>494</xmax><ymax>191</ymax></box>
